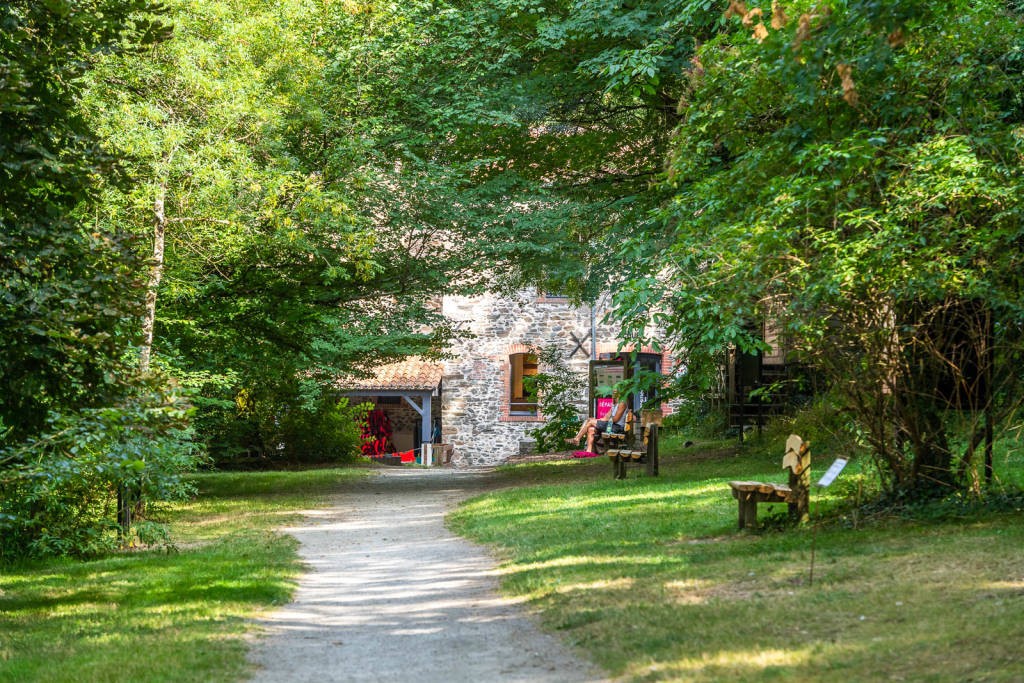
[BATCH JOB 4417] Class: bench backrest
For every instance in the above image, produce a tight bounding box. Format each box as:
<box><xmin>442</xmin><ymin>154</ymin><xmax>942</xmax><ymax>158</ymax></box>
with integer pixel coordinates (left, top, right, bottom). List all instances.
<box><xmin>782</xmin><ymin>434</ymin><xmax>811</xmax><ymax>475</ymax></box>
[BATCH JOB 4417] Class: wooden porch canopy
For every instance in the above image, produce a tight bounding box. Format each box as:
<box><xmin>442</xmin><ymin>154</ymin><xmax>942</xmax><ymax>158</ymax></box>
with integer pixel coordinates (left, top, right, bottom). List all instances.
<box><xmin>337</xmin><ymin>357</ymin><xmax>443</xmax><ymax>447</ymax></box>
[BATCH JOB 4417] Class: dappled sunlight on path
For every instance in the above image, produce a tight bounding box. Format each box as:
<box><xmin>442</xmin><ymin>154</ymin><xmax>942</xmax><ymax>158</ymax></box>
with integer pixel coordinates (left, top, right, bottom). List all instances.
<box><xmin>247</xmin><ymin>469</ymin><xmax>607</xmax><ymax>683</ymax></box>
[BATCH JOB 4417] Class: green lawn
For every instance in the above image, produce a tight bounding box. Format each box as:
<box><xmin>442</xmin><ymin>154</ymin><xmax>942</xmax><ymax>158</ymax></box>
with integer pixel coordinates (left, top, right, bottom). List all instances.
<box><xmin>0</xmin><ymin>468</ymin><xmax>366</xmax><ymax>683</ymax></box>
<box><xmin>3</xmin><ymin>442</ymin><xmax>1020</xmax><ymax>682</ymax></box>
<box><xmin>449</xmin><ymin>435</ymin><xmax>1024</xmax><ymax>682</ymax></box>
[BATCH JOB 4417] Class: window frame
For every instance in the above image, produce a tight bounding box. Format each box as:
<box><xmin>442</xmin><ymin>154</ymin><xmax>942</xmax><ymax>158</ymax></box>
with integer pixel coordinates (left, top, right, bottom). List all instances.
<box><xmin>508</xmin><ymin>351</ymin><xmax>539</xmax><ymax>416</ymax></box>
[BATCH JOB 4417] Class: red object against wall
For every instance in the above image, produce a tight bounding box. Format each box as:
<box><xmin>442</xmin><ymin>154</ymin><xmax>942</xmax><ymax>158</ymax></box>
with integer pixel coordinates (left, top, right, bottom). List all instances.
<box><xmin>361</xmin><ymin>408</ymin><xmax>393</xmax><ymax>456</ymax></box>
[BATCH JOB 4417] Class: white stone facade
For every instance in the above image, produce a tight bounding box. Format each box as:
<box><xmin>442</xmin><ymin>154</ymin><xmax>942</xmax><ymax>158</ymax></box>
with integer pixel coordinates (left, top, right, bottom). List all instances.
<box><xmin>440</xmin><ymin>289</ymin><xmax>671</xmax><ymax>467</ymax></box>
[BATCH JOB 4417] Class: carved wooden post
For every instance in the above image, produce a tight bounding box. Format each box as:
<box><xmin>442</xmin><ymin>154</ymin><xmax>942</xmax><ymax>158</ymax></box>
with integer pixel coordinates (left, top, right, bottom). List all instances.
<box><xmin>783</xmin><ymin>434</ymin><xmax>811</xmax><ymax>524</ymax></box>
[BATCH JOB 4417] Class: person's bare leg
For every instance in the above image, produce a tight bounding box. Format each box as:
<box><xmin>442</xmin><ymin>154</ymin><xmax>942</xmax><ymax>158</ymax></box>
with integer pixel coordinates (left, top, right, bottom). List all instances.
<box><xmin>585</xmin><ymin>426</ymin><xmax>598</xmax><ymax>453</ymax></box>
<box><xmin>568</xmin><ymin>427</ymin><xmax>582</xmax><ymax>445</ymax></box>
<box><xmin>571</xmin><ymin>419</ymin><xmax>594</xmax><ymax>445</ymax></box>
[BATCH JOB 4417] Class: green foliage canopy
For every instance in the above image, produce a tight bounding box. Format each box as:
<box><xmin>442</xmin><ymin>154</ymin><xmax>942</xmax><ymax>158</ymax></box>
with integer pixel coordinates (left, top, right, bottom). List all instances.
<box><xmin>631</xmin><ymin>0</ymin><xmax>1024</xmax><ymax>494</ymax></box>
<box><xmin>0</xmin><ymin>0</ymin><xmax>172</xmax><ymax>441</ymax></box>
<box><xmin>313</xmin><ymin>0</ymin><xmax>722</xmax><ymax>298</ymax></box>
<box><xmin>82</xmin><ymin>0</ymin><xmax>456</xmax><ymax>392</ymax></box>
<box><xmin>79</xmin><ymin>0</ymin><xmax>476</xmax><ymax>464</ymax></box>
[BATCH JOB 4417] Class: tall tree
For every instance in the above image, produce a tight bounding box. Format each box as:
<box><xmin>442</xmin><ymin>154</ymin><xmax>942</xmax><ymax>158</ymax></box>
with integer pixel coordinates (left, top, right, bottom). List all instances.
<box><xmin>637</xmin><ymin>0</ymin><xmax>1024</xmax><ymax>495</ymax></box>
<box><xmin>81</xmin><ymin>0</ymin><xmax>477</xmax><ymax>460</ymax></box>
<box><xmin>0</xmin><ymin>1</ymin><xmax>198</xmax><ymax>559</ymax></box>
<box><xmin>0</xmin><ymin>0</ymin><xmax>171</xmax><ymax>441</ymax></box>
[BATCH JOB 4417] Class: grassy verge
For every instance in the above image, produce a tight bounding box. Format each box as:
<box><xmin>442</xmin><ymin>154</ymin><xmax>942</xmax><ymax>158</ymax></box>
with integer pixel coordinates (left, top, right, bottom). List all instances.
<box><xmin>449</xmin><ymin>437</ymin><xmax>1024</xmax><ymax>682</ymax></box>
<box><xmin>0</xmin><ymin>468</ymin><xmax>367</xmax><ymax>683</ymax></box>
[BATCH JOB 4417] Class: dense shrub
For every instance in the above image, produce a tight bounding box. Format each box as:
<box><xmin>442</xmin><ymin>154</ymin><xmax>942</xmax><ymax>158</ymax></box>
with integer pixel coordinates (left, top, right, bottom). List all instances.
<box><xmin>662</xmin><ymin>400</ymin><xmax>728</xmax><ymax>439</ymax></box>
<box><xmin>0</xmin><ymin>386</ymin><xmax>197</xmax><ymax>560</ymax></box>
<box><xmin>195</xmin><ymin>382</ymin><xmax>366</xmax><ymax>467</ymax></box>
<box><xmin>276</xmin><ymin>398</ymin><xmax>368</xmax><ymax>463</ymax></box>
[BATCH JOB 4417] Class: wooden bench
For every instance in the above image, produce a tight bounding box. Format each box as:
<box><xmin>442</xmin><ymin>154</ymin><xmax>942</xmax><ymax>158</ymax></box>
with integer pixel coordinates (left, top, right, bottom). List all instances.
<box><xmin>604</xmin><ymin>410</ymin><xmax>660</xmax><ymax>479</ymax></box>
<box><xmin>728</xmin><ymin>434</ymin><xmax>811</xmax><ymax>529</ymax></box>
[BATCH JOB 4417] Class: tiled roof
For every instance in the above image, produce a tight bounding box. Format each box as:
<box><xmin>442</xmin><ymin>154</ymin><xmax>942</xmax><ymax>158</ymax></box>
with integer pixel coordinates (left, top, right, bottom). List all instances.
<box><xmin>338</xmin><ymin>357</ymin><xmax>443</xmax><ymax>392</ymax></box>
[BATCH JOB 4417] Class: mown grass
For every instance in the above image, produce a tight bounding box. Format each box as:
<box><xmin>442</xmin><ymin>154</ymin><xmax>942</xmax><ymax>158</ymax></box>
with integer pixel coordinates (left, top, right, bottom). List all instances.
<box><xmin>0</xmin><ymin>468</ymin><xmax>366</xmax><ymax>683</ymax></box>
<box><xmin>450</xmin><ymin>433</ymin><xmax>1024</xmax><ymax>682</ymax></box>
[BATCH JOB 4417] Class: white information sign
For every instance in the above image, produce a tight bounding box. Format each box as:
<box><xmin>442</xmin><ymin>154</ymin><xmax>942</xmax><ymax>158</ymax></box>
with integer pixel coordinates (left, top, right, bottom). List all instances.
<box><xmin>816</xmin><ymin>458</ymin><xmax>849</xmax><ymax>487</ymax></box>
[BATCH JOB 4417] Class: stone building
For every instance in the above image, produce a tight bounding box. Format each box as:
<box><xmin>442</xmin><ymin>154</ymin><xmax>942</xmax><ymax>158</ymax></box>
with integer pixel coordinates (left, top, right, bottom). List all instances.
<box><xmin>339</xmin><ymin>288</ymin><xmax>673</xmax><ymax>467</ymax></box>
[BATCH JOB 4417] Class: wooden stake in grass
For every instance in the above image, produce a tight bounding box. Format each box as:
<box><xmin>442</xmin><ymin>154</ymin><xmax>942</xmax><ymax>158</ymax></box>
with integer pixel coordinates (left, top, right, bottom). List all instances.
<box><xmin>808</xmin><ymin>510</ymin><xmax>819</xmax><ymax>587</ymax></box>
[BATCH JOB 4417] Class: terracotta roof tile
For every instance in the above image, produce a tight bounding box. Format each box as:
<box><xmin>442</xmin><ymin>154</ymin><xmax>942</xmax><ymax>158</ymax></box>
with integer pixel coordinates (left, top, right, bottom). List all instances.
<box><xmin>339</xmin><ymin>357</ymin><xmax>443</xmax><ymax>392</ymax></box>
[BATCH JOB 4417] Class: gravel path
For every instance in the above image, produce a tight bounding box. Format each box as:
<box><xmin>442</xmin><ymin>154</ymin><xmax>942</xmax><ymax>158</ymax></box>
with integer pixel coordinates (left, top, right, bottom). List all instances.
<box><xmin>246</xmin><ymin>468</ymin><xmax>608</xmax><ymax>683</ymax></box>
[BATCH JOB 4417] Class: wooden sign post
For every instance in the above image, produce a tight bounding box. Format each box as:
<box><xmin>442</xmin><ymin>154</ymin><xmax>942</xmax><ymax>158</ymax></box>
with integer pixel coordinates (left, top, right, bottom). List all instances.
<box><xmin>808</xmin><ymin>457</ymin><xmax>850</xmax><ymax>586</ymax></box>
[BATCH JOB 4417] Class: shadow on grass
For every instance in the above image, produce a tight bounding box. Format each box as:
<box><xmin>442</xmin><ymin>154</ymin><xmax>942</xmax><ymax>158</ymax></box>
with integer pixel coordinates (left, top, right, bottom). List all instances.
<box><xmin>0</xmin><ymin>467</ymin><xmax>365</xmax><ymax>683</ymax></box>
<box><xmin>451</xmin><ymin>444</ymin><xmax>1024</xmax><ymax>681</ymax></box>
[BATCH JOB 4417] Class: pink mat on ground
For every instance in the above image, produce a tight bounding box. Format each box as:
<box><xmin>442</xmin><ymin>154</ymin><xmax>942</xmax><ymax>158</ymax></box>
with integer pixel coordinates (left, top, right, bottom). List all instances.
<box><xmin>573</xmin><ymin>450</ymin><xmax>600</xmax><ymax>458</ymax></box>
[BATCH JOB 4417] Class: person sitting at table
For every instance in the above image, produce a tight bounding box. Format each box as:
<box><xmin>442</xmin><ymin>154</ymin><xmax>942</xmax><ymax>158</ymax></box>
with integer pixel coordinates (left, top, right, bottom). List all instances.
<box><xmin>570</xmin><ymin>397</ymin><xmax>629</xmax><ymax>454</ymax></box>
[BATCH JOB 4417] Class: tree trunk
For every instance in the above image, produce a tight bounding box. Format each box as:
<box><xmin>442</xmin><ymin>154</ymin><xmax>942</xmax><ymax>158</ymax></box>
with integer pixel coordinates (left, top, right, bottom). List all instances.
<box><xmin>907</xmin><ymin>401</ymin><xmax>954</xmax><ymax>495</ymax></box>
<box><xmin>120</xmin><ymin>188</ymin><xmax>166</xmax><ymax>542</ymax></box>
<box><xmin>139</xmin><ymin>188</ymin><xmax>166</xmax><ymax>373</ymax></box>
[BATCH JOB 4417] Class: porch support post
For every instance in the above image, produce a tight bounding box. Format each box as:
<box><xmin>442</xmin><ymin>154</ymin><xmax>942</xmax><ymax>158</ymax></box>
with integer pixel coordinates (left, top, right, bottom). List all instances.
<box><xmin>401</xmin><ymin>392</ymin><xmax>434</xmax><ymax>446</ymax></box>
<box><xmin>421</xmin><ymin>394</ymin><xmax>432</xmax><ymax>446</ymax></box>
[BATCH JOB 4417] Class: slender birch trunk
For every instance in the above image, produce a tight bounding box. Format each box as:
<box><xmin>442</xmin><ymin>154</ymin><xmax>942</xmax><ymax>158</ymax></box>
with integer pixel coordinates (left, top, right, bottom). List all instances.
<box><xmin>139</xmin><ymin>188</ymin><xmax>166</xmax><ymax>373</ymax></box>
<box><xmin>121</xmin><ymin>188</ymin><xmax>167</xmax><ymax>542</ymax></box>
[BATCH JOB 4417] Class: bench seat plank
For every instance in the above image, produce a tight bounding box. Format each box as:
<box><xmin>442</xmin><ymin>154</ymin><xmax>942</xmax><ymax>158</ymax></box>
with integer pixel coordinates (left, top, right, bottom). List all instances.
<box><xmin>728</xmin><ymin>480</ymin><xmax>793</xmax><ymax>529</ymax></box>
<box><xmin>728</xmin><ymin>481</ymin><xmax>792</xmax><ymax>499</ymax></box>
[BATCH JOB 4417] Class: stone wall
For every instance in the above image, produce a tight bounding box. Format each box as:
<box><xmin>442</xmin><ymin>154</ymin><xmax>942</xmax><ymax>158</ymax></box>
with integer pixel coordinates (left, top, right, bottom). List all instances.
<box><xmin>441</xmin><ymin>290</ymin><xmax>640</xmax><ymax>467</ymax></box>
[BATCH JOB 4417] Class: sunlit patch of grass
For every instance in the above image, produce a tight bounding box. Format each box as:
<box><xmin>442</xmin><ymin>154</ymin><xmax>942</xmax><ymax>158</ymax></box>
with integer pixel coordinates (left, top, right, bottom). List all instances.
<box><xmin>0</xmin><ymin>467</ymin><xmax>366</xmax><ymax>683</ymax></box>
<box><xmin>451</xmin><ymin>443</ymin><xmax>1024</xmax><ymax>681</ymax></box>
<box><xmin>628</xmin><ymin>645</ymin><xmax>817</xmax><ymax>682</ymax></box>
